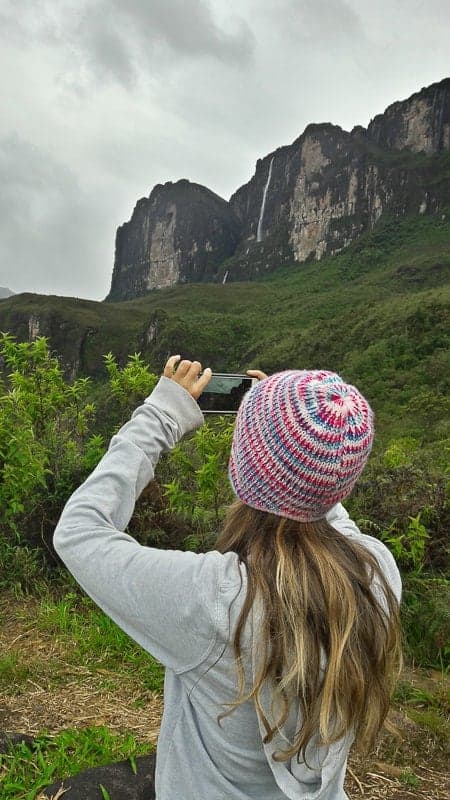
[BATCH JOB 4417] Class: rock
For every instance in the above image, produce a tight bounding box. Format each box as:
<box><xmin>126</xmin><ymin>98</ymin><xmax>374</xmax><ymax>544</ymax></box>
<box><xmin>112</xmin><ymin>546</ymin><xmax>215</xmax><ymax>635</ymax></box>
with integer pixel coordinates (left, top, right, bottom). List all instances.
<box><xmin>41</xmin><ymin>753</ymin><xmax>156</xmax><ymax>800</ymax></box>
<box><xmin>367</xmin><ymin>78</ymin><xmax>450</xmax><ymax>154</ymax></box>
<box><xmin>105</xmin><ymin>180</ymin><xmax>241</xmax><ymax>301</ymax></box>
<box><xmin>106</xmin><ymin>78</ymin><xmax>450</xmax><ymax>298</ymax></box>
<box><xmin>0</xmin><ymin>730</ymin><xmax>36</xmax><ymax>752</ymax></box>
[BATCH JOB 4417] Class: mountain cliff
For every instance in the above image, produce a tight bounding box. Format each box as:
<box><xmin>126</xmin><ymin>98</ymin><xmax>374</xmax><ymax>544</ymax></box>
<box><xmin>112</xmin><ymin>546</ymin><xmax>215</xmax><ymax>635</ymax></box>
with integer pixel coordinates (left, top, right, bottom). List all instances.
<box><xmin>106</xmin><ymin>78</ymin><xmax>450</xmax><ymax>300</ymax></box>
<box><xmin>108</xmin><ymin>181</ymin><xmax>240</xmax><ymax>302</ymax></box>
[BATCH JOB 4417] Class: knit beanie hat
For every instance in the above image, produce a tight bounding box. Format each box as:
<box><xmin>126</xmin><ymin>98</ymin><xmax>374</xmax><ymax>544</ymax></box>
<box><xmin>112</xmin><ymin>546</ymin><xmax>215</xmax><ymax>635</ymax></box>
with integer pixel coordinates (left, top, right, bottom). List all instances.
<box><xmin>228</xmin><ymin>370</ymin><xmax>374</xmax><ymax>522</ymax></box>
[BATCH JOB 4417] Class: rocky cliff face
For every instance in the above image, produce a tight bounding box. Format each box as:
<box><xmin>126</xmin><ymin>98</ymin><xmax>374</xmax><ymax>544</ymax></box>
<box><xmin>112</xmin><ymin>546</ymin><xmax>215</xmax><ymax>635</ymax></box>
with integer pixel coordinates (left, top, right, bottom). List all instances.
<box><xmin>106</xmin><ymin>180</ymin><xmax>240</xmax><ymax>301</ymax></box>
<box><xmin>367</xmin><ymin>79</ymin><xmax>450</xmax><ymax>153</ymax></box>
<box><xmin>106</xmin><ymin>78</ymin><xmax>450</xmax><ymax>299</ymax></box>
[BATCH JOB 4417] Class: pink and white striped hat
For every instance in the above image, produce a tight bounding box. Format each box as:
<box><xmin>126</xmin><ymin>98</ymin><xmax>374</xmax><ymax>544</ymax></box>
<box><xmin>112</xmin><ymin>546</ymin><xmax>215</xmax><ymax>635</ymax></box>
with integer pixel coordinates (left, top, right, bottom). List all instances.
<box><xmin>228</xmin><ymin>370</ymin><xmax>374</xmax><ymax>522</ymax></box>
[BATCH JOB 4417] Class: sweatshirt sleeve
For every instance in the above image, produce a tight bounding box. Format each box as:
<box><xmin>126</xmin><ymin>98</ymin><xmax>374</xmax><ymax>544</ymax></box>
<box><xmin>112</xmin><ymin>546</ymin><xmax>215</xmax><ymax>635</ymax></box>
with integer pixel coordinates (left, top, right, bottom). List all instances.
<box><xmin>53</xmin><ymin>375</ymin><xmax>225</xmax><ymax>674</ymax></box>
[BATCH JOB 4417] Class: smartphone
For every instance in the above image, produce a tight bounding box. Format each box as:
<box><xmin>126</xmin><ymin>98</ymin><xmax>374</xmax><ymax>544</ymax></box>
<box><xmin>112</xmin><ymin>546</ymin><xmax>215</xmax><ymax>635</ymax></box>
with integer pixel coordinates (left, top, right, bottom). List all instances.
<box><xmin>198</xmin><ymin>373</ymin><xmax>258</xmax><ymax>413</ymax></box>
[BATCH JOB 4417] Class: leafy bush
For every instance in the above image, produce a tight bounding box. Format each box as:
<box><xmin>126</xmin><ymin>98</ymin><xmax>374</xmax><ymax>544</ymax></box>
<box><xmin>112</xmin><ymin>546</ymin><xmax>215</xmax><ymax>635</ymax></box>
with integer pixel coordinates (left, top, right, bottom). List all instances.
<box><xmin>0</xmin><ymin>537</ymin><xmax>50</xmax><ymax>597</ymax></box>
<box><xmin>0</xmin><ymin>335</ymin><xmax>448</xmax><ymax>672</ymax></box>
<box><xmin>401</xmin><ymin>575</ymin><xmax>450</xmax><ymax>669</ymax></box>
<box><xmin>0</xmin><ymin>337</ymin><xmax>160</xmax><ymax>575</ymax></box>
<box><xmin>0</xmin><ymin>334</ymin><xmax>102</xmax><ymax>562</ymax></box>
<box><xmin>347</xmin><ymin>437</ymin><xmax>449</xmax><ymax>572</ymax></box>
<box><xmin>160</xmin><ymin>417</ymin><xmax>235</xmax><ymax>549</ymax></box>
<box><xmin>104</xmin><ymin>351</ymin><xmax>158</xmax><ymax>420</ymax></box>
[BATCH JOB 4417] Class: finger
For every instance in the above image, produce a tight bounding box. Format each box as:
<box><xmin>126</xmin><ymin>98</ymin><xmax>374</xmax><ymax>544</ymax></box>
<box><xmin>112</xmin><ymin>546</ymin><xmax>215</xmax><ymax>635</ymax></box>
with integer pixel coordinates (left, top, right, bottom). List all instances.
<box><xmin>192</xmin><ymin>367</ymin><xmax>212</xmax><ymax>399</ymax></box>
<box><xmin>247</xmin><ymin>369</ymin><xmax>268</xmax><ymax>381</ymax></box>
<box><xmin>187</xmin><ymin>360</ymin><xmax>202</xmax><ymax>380</ymax></box>
<box><xmin>163</xmin><ymin>354</ymin><xmax>181</xmax><ymax>377</ymax></box>
<box><xmin>176</xmin><ymin>360</ymin><xmax>192</xmax><ymax>377</ymax></box>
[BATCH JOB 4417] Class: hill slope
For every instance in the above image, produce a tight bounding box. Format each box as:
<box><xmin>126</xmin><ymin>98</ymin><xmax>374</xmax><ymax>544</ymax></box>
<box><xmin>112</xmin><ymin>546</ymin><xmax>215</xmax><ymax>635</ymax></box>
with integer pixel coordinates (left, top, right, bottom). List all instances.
<box><xmin>1</xmin><ymin>212</ymin><xmax>449</xmax><ymax>449</ymax></box>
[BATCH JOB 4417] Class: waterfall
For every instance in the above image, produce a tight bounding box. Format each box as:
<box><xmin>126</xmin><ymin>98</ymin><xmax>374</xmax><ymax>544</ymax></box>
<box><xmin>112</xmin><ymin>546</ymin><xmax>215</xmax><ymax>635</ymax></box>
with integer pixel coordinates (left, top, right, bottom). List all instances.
<box><xmin>256</xmin><ymin>156</ymin><xmax>274</xmax><ymax>242</ymax></box>
<box><xmin>222</xmin><ymin>270</ymin><xmax>229</xmax><ymax>284</ymax></box>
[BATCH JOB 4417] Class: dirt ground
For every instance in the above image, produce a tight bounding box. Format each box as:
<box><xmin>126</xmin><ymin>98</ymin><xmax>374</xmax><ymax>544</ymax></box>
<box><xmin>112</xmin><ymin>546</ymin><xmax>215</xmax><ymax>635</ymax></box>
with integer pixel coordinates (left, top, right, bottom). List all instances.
<box><xmin>1</xmin><ymin>595</ymin><xmax>448</xmax><ymax>799</ymax></box>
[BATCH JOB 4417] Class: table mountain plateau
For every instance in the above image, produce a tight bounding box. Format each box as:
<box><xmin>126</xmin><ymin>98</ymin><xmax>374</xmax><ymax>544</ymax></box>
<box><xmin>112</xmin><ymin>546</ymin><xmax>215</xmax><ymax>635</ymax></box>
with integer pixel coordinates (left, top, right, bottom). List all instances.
<box><xmin>106</xmin><ymin>78</ymin><xmax>450</xmax><ymax>301</ymax></box>
<box><xmin>0</xmin><ymin>79</ymin><xmax>449</xmax><ymax>384</ymax></box>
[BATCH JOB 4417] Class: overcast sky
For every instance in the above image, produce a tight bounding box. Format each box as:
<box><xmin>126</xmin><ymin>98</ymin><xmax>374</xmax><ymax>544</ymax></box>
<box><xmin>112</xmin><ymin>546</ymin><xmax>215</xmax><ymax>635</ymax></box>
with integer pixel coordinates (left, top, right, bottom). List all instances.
<box><xmin>1</xmin><ymin>0</ymin><xmax>449</xmax><ymax>301</ymax></box>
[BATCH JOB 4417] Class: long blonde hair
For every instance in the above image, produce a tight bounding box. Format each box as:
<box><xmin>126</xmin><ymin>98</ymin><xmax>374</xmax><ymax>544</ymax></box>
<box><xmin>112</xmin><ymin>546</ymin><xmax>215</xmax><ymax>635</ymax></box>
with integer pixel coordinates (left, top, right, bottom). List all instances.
<box><xmin>214</xmin><ymin>500</ymin><xmax>402</xmax><ymax>762</ymax></box>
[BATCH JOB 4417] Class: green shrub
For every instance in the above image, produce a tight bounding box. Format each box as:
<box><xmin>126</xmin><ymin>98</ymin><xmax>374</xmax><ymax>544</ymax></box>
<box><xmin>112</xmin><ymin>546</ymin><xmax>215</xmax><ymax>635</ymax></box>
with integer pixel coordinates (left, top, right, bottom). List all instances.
<box><xmin>0</xmin><ymin>339</ymin><xmax>161</xmax><ymax>583</ymax></box>
<box><xmin>347</xmin><ymin>437</ymin><xmax>449</xmax><ymax>572</ymax></box>
<box><xmin>0</xmin><ymin>334</ymin><xmax>99</xmax><ymax>553</ymax></box>
<box><xmin>0</xmin><ymin>536</ymin><xmax>50</xmax><ymax>596</ymax></box>
<box><xmin>1</xmin><ymin>337</ymin><xmax>448</xmax><ymax>674</ymax></box>
<box><xmin>401</xmin><ymin>575</ymin><xmax>450</xmax><ymax>669</ymax></box>
<box><xmin>161</xmin><ymin>417</ymin><xmax>235</xmax><ymax>547</ymax></box>
<box><xmin>104</xmin><ymin>351</ymin><xmax>158</xmax><ymax>421</ymax></box>
<box><xmin>380</xmin><ymin>512</ymin><xmax>430</xmax><ymax>573</ymax></box>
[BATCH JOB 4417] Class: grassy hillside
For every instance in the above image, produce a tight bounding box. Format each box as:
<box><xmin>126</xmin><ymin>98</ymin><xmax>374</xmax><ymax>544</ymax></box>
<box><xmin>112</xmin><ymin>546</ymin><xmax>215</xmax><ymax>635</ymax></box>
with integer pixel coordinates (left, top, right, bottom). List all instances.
<box><xmin>0</xmin><ymin>212</ymin><xmax>449</xmax><ymax>452</ymax></box>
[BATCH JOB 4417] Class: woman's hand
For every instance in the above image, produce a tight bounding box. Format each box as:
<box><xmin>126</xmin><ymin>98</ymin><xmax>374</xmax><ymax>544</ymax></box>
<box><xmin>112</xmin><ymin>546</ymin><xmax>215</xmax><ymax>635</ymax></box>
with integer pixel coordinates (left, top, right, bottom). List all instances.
<box><xmin>163</xmin><ymin>355</ymin><xmax>212</xmax><ymax>400</ymax></box>
<box><xmin>246</xmin><ymin>369</ymin><xmax>268</xmax><ymax>381</ymax></box>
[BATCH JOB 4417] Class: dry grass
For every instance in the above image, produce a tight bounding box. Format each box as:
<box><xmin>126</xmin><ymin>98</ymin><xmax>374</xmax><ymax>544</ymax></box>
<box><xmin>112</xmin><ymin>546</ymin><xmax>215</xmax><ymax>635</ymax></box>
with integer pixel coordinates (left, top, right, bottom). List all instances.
<box><xmin>0</xmin><ymin>594</ymin><xmax>162</xmax><ymax>744</ymax></box>
<box><xmin>0</xmin><ymin>674</ymin><xmax>163</xmax><ymax>745</ymax></box>
<box><xmin>1</xmin><ymin>592</ymin><xmax>448</xmax><ymax>799</ymax></box>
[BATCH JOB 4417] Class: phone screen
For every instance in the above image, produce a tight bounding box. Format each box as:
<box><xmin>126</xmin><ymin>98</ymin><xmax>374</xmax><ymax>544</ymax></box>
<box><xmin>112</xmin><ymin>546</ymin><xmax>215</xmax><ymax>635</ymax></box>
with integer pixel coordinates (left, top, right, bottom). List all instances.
<box><xmin>198</xmin><ymin>374</ymin><xmax>254</xmax><ymax>413</ymax></box>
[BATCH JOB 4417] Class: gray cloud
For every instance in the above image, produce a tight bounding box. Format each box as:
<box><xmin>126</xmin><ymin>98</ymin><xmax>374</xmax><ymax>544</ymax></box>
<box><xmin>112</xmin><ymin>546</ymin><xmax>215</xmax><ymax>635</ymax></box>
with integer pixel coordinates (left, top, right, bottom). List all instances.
<box><xmin>272</xmin><ymin>0</ymin><xmax>364</xmax><ymax>44</ymax></box>
<box><xmin>1</xmin><ymin>0</ymin><xmax>254</xmax><ymax>91</ymax></box>
<box><xmin>0</xmin><ymin>134</ymin><xmax>113</xmax><ymax>298</ymax></box>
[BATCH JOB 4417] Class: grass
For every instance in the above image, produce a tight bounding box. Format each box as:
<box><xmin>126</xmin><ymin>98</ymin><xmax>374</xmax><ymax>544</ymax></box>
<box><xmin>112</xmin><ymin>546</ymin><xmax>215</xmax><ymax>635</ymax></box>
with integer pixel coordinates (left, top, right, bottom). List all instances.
<box><xmin>399</xmin><ymin>768</ymin><xmax>421</xmax><ymax>788</ymax></box>
<box><xmin>395</xmin><ymin>680</ymin><xmax>449</xmax><ymax>714</ymax></box>
<box><xmin>0</xmin><ymin>587</ymin><xmax>160</xmax><ymax>799</ymax></box>
<box><xmin>394</xmin><ymin>678</ymin><xmax>450</xmax><ymax>745</ymax></box>
<box><xmin>3</xmin><ymin>591</ymin><xmax>164</xmax><ymax>695</ymax></box>
<box><xmin>0</xmin><ymin>654</ymin><xmax>31</xmax><ymax>691</ymax></box>
<box><xmin>35</xmin><ymin>593</ymin><xmax>164</xmax><ymax>690</ymax></box>
<box><xmin>0</xmin><ymin>727</ymin><xmax>152</xmax><ymax>800</ymax></box>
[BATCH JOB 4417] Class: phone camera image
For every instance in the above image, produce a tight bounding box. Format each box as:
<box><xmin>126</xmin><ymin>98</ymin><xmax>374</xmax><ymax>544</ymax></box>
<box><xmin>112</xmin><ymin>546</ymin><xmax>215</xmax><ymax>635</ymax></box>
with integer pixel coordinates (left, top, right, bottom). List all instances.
<box><xmin>198</xmin><ymin>374</ymin><xmax>253</xmax><ymax>413</ymax></box>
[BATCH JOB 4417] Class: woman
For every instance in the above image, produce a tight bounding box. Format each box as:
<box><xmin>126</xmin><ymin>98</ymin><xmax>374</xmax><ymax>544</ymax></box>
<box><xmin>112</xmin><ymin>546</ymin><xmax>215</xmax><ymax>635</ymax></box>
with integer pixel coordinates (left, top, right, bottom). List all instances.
<box><xmin>53</xmin><ymin>356</ymin><xmax>402</xmax><ymax>800</ymax></box>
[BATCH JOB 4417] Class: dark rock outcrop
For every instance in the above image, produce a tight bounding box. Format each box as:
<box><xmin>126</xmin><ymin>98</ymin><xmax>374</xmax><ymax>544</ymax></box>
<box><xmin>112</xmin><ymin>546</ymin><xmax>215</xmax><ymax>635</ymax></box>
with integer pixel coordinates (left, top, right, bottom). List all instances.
<box><xmin>42</xmin><ymin>754</ymin><xmax>156</xmax><ymax>800</ymax></box>
<box><xmin>106</xmin><ymin>78</ymin><xmax>450</xmax><ymax>298</ymax></box>
<box><xmin>106</xmin><ymin>180</ymin><xmax>240</xmax><ymax>301</ymax></box>
<box><xmin>0</xmin><ymin>731</ymin><xmax>36</xmax><ymax>752</ymax></box>
<box><xmin>367</xmin><ymin>78</ymin><xmax>450</xmax><ymax>153</ymax></box>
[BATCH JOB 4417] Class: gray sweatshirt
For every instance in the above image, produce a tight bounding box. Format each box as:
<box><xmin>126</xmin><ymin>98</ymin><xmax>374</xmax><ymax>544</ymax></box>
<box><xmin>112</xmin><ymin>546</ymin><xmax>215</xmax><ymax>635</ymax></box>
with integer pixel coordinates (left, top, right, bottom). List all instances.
<box><xmin>53</xmin><ymin>376</ymin><xmax>402</xmax><ymax>800</ymax></box>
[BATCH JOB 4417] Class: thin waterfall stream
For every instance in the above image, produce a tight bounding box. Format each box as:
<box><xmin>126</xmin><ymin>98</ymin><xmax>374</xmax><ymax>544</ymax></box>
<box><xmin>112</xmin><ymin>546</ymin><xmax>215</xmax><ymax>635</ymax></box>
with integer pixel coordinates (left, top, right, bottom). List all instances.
<box><xmin>256</xmin><ymin>157</ymin><xmax>274</xmax><ymax>242</ymax></box>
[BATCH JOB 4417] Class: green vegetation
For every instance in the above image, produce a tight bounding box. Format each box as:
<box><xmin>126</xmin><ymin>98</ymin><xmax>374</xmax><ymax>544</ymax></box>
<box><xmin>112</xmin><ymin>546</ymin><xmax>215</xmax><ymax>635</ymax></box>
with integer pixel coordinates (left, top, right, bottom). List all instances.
<box><xmin>33</xmin><ymin>592</ymin><xmax>164</xmax><ymax>690</ymax></box>
<box><xmin>1</xmin><ymin>213</ymin><xmax>449</xmax><ymax>454</ymax></box>
<box><xmin>0</xmin><ymin>727</ymin><xmax>152</xmax><ymax>800</ymax></box>
<box><xmin>0</xmin><ymin>329</ymin><xmax>448</xmax><ymax>670</ymax></box>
